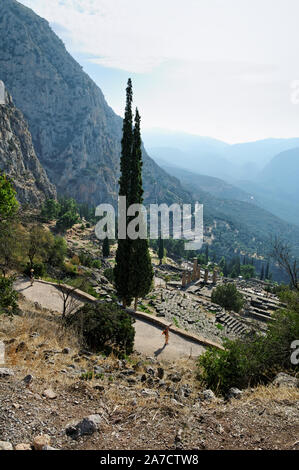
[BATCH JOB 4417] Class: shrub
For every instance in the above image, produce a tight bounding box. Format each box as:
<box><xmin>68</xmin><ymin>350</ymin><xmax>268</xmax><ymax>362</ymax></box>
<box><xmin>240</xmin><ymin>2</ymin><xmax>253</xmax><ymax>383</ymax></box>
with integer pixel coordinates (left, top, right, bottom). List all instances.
<box><xmin>56</xmin><ymin>211</ymin><xmax>79</xmax><ymax>233</ymax></box>
<box><xmin>63</xmin><ymin>262</ymin><xmax>78</xmax><ymax>276</ymax></box>
<box><xmin>47</xmin><ymin>236</ymin><xmax>67</xmax><ymax>267</ymax></box>
<box><xmin>197</xmin><ymin>294</ymin><xmax>299</xmax><ymax>394</ymax></box>
<box><xmin>0</xmin><ymin>276</ymin><xmax>18</xmax><ymax>315</ymax></box>
<box><xmin>211</xmin><ymin>283</ymin><xmax>244</xmax><ymax>313</ymax></box>
<box><xmin>71</xmin><ymin>255</ymin><xmax>80</xmax><ymax>265</ymax></box>
<box><xmin>40</xmin><ymin>198</ymin><xmax>60</xmax><ymax>222</ymax></box>
<box><xmin>24</xmin><ymin>262</ymin><xmax>46</xmax><ymax>278</ymax></box>
<box><xmin>240</xmin><ymin>264</ymin><xmax>256</xmax><ymax>280</ymax></box>
<box><xmin>66</xmin><ymin>302</ymin><xmax>135</xmax><ymax>357</ymax></box>
<box><xmin>104</xmin><ymin>268</ymin><xmax>114</xmax><ymax>284</ymax></box>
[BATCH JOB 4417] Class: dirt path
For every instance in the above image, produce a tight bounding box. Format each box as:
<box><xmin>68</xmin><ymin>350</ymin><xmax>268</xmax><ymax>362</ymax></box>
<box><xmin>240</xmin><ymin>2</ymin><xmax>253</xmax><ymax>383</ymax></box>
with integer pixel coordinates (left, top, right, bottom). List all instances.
<box><xmin>14</xmin><ymin>279</ymin><xmax>206</xmax><ymax>360</ymax></box>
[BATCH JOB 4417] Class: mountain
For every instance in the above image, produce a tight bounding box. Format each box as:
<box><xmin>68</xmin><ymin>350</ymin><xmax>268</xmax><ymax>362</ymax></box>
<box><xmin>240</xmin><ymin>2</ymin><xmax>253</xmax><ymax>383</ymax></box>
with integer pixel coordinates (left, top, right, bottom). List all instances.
<box><xmin>1</xmin><ymin>0</ymin><xmax>299</xmax><ymax>263</ymax></box>
<box><xmin>143</xmin><ymin>129</ymin><xmax>234</xmax><ymax>180</ymax></box>
<box><xmin>159</xmin><ymin>165</ymin><xmax>255</xmax><ymax>203</ymax></box>
<box><xmin>0</xmin><ymin>87</ymin><xmax>56</xmax><ymax>205</ymax></box>
<box><xmin>258</xmin><ymin>147</ymin><xmax>299</xmax><ymax>195</ymax></box>
<box><xmin>0</xmin><ymin>0</ymin><xmax>189</xmax><ymax>207</ymax></box>
<box><xmin>144</xmin><ymin>129</ymin><xmax>299</xmax><ymax>182</ymax></box>
<box><xmin>155</xmin><ymin>164</ymin><xmax>299</xmax><ymax>260</ymax></box>
<box><xmin>224</xmin><ymin>138</ymin><xmax>299</xmax><ymax>171</ymax></box>
<box><xmin>234</xmin><ymin>148</ymin><xmax>299</xmax><ymax>226</ymax></box>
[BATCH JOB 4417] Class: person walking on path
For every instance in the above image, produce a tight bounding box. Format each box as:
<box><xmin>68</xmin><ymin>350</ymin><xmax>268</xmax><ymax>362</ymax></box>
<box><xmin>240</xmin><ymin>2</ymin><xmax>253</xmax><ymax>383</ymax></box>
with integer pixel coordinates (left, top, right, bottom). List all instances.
<box><xmin>162</xmin><ymin>323</ymin><xmax>172</xmax><ymax>346</ymax></box>
<box><xmin>29</xmin><ymin>268</ymin><xmax>34</xmax><ymax>286</ymax></box>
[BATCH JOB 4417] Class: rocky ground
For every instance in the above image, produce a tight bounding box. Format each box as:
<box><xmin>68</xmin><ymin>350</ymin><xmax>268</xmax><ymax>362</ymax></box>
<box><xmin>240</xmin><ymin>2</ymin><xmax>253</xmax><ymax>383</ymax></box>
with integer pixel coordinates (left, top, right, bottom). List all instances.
<box><xmin>0</xmin><ymin>299</ymin><xmax>299</xmax><ymax>451</ymax></box>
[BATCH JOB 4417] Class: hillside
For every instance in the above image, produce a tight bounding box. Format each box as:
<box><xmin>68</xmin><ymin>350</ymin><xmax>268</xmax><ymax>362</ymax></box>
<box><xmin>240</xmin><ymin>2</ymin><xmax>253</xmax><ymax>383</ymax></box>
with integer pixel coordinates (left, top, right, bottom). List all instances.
<box><xmin>235</xmin><ymin>148</ymin><xmax>299</xmax><ymax>226</ymax></box>
<box><xmin>0</xmin><ymin>0</ymin><xmax>189</xmax><ymax>207</ymax></box>
<box><xmin>153</xmin><ymin>164</ymin><xmax>299</xmax><ymax>260</ymax></box>
<box><xmin>160</xmin><ymin>165</ymin><xmax>254</xmax><ymax>203</ymax></box>
<box><xmin>259</xmin><ymin>147</ymin><xmax>299</xmax><ymax>195</ymax></box>
<box><xmin>0</xmin><ymin>88</ymin><xmax>56</xmax><ymax>205</ymax></box>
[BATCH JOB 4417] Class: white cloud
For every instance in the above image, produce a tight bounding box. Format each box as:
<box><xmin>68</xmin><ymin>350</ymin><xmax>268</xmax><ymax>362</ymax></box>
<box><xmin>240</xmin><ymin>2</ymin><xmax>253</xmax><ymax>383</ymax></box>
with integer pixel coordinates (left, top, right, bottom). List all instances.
<box><xmin>18</xmin><ymin>0</ymin><xmax>299</xmax><ymax>141</ymax></box>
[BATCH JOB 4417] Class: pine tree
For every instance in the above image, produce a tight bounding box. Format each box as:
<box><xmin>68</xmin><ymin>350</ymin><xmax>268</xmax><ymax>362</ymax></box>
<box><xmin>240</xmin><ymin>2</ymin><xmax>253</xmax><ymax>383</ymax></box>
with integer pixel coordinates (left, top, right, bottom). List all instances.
<box><xmin>158</xmin><ymin>236</ymin><xmax>164</xmax><ymax>265</ymax></box>
<box><xmin>102</xmin><ymin>237</ymin><xmax>110</xmax><ymax>258</ymax></box>
<box><xmin>265</xmin><ymin>261</ymin><xmax>270</xmax><ymax>280</ymax></box>
<box><xmin>114</xmin><ymin>79</ymin><xmax>134</xmax><ymax>307</ymax></box>
<box><xmin>127</xmin><ymin>108</ymin><xmax>153</xmax><ymax>310</ymax></box>
<box><xmin>205</xmin><ymin>245</ymin><xmax>209</xmax><ymax>264</ymax></box>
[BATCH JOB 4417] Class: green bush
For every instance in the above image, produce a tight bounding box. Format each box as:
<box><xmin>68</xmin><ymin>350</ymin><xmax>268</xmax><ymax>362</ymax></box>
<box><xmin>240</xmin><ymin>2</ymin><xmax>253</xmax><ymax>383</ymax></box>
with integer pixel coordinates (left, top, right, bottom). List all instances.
<box><xmin>47</xmin><ymin>236</ymin><xmax>67</xmax><ymax>267</ymax></box>
<box><xmin>66</xmin><ymin>302</ymin><xmax>135</xmax><ymax>357</ymax></box>
<box><xmin>104</xmin><ymin>268</ymin><xmax>114</xmax><ymax>284</ymax></box>
<box><xmin>198</xmin><ymin>293</ymin><xmax>299</xmax><ymax>394</ymax></box>
<box><xmin>40</xmin><ymin>198</ymin><xmax>60</xmax><ymax>222</ymax></box>
<box><xmin>211</xmin><ymin>283</ymin><xmax>244</xmax><ymax>313</ymax></box>
<box><xmin>24</xmin><ymin>262</ymin><xmax>46</xmax><ymax>278</ymax></box>
<box><xmin>0</xmin><ymin>276</ymin><xmax>18</xmax><ymax>315</ymax></box>
<box><xmin>78</xmin><ymin>252</ymin><xmax>101</xmax><ymax>269</ymax></box>
<box><xmin>56</xmin><ymin>211</ymin><xmax>79</xmax><ymax>233</ymax></box>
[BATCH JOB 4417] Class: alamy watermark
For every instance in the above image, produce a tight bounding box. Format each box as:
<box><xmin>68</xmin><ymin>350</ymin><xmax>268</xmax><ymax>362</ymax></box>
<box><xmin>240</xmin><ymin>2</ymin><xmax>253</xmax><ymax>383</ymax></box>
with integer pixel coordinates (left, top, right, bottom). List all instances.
<box><xmin>0</xmin><ymin>81</ymin><xmax>5</xmax><ymax>105</ymax></box>
<box><xmin>290</xmin><ymin>340</ymin><xmax>299</xmax><ymax>365</ymax></box>
<box><xmin>95</xmin><ymin>197</ymin><xmax>203</xmax><ymax>251</ymax></box>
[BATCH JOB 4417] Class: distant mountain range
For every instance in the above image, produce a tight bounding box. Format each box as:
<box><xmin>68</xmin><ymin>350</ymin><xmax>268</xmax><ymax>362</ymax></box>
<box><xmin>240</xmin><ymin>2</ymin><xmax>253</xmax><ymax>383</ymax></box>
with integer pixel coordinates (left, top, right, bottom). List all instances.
<box><xmin>143</xmin><ymin>129</ymin><xmax>299</xmax><ymax>226</ymax></box>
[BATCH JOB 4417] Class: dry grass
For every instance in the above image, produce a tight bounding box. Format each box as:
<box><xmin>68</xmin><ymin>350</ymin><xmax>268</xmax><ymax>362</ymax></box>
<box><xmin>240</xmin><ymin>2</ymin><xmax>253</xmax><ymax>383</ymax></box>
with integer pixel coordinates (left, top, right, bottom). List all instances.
<box><xmin>242</xmin><ymin>384</ymin><xmax>299</xmax><ymax>403</ymax></box>
<box><xmin>0</xmin><ymin>298</ymin><xmax>82</xmax><ymax>387</ymax></box>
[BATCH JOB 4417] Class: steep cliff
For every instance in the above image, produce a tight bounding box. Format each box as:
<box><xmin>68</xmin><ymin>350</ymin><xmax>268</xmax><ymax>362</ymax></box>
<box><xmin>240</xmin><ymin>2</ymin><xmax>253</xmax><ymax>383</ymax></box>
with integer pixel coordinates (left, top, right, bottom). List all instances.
<box><xmin>0</xmin><ymin>87</ymin><xmax>56</xmax><ymax>205</ymax></box>
<box><xmin>0</xmin><ymin>0</ymin><xmax>189</xmax><ymax>206</ymax></box>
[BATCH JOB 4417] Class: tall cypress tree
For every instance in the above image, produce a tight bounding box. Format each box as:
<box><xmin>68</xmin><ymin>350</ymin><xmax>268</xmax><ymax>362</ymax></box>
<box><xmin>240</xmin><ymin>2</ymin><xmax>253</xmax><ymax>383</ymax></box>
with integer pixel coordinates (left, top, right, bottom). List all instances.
<box><xmin>158</xmin><ymin>236</ymin><xmax>164</xmax><ymax>265</ymax></box>
<box><xmin>265</xmin><ymin>261</ymin><xmax>270</xmax><ymax>280</ymax></box>
<box><xmin>114</xmin><ymin>79</ymin><xmax>134</xmax><ymax>307</ymax></box>
<box><xmin>205</xmin><ymin>245</ymin><xmax>209</xmax><ymax>264</ymax></box>
<box><xmin>102</xmin><ymin>237</ymin><xmax>110</xmax><ymax>258</ymax></box>
<box><xmin>260</xmin><ymin>264</ymin><xmax>265</xmax><ymax>280</ymax></box>
<box><xmin>128</xmin><ymin>109</ymin><xmax>153</xmax><ymax>310</ymax></box>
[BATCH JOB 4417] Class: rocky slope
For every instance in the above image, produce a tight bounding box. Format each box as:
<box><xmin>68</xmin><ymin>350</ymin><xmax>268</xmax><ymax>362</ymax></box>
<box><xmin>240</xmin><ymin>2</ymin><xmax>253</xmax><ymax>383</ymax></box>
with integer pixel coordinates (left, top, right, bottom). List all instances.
<box><xmin>0</xmin><ymin>88</ymin><xmax>56</xmax><ymax>205</ymax></box>
<box><xmin>0</xmin><ymin>0</ymin><xmax>188</xmax><ymax>206</ymax></box>
<box><xmin>0</xmin><ymin>298</ymin><xmax>298</xmax><ymax>450</ymax></box>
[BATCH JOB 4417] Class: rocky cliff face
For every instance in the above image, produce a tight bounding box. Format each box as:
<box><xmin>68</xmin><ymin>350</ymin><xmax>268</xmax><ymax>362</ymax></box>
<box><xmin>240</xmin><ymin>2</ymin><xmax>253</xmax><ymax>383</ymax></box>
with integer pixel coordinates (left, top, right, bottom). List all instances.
<box><xmin>0</xmin><ymin>88</ymin><xmax>56</xmax><ymax>205</ymax></box>
<box><xmin>0</xmin><ymin>0</ymin><xmax>190</xmax><ymax>207</ymax></box>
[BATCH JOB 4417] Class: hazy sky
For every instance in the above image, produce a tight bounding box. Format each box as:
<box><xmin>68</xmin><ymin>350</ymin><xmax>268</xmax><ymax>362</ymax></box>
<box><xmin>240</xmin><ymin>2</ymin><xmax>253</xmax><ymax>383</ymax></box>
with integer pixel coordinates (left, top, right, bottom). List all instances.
<box><xmin>19</xmin><ymin>0</ymin><xmax>299</xmax><ymax>143</ymax></box>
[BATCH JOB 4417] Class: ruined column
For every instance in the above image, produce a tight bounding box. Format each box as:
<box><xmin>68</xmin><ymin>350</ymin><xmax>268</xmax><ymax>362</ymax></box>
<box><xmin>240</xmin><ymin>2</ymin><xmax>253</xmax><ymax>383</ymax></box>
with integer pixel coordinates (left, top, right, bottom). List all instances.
<box><xmin>213</xmin><ymin>269</ymin><xmax>218</xmax><ymax>285</ymax></box>
<box><xmin>197</xmin><ymin>265</ymin><xmax>201</xmax><ymax>281</ymax></box>
<box><xmin>187</xmin><ymin>271</ymin><xmax>192</xmax><ymax>285</ymax></box>
<box><xmin>204</xmin><ymin>268</ymin><xmax>209</xmax><ymax>284</ymax></box>
<box><xmin>192</xmin><ymin>258</ymin><xmax>198</xmax><ymax>281</ymax></box>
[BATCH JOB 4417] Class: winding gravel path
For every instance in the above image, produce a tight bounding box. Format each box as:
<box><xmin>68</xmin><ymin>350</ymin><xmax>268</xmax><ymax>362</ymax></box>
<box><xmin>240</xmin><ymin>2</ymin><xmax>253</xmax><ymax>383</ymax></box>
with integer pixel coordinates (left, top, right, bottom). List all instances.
<box><xmin>15</xmin><ymin>279</ymin><xmax>206</xmax><ymax>360</ymax></box>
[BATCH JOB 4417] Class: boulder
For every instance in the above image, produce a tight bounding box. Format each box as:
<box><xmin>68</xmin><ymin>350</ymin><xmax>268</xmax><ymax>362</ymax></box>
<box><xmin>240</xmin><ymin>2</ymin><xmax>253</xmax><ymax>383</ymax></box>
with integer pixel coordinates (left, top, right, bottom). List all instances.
<box><xmin>33</xmin><ymin>434</ymin><xmax>51</xmax><ymax>450</ymax></box>
<box><xmin>42</xmin><ymin>389</ymin><xmax>57</xmax><ymax>399</ymax></box>
<box><xmin>202</xmin><ymin>389</ymin><xmax>216</xmax><ymax>402</ymax></box>
<box><xmin>227</xmin><ymin>387</ymin><xmax>243</xmax><ymax>400</ymax></box>
<box><xmin>272</xmin><ymin>372</ymin><xmax>299</xmax><ymax>388</ymax></box>
<box><xmin>0</xmin><ymin>368</ymin><xmax>14</xmax><ymax>378</ymax></box>
<box><xmin>0</xmin><ymin>441</ymin><xmax>13</xmax><ymax>450</ymax></box>
<box><xmin>15</xmin><ymin>443</ymin><xmax>32</xmax><ymax>451</ymax></box>
<box><xmin>65</xmin><ymin>414</ymin><xmax>102</xmax><ymax>439</ymax></box>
